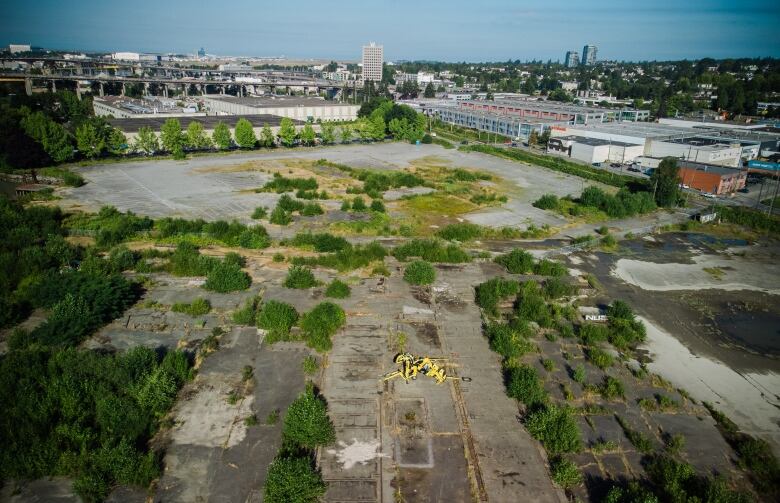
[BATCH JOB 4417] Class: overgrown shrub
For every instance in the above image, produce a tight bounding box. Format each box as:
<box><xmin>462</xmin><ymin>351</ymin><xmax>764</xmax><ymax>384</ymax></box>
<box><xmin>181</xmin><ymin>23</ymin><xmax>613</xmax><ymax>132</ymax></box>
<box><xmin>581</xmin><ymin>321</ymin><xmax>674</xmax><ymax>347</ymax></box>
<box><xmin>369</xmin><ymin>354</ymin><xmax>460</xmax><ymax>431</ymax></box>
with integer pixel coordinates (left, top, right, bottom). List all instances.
<box><xmin>437</xmin><ymin>223</ymin><xmax>483</xmax><ymax>242</ymax></box>
<box><xmin>282</xmin><ymin>384</ymin><xmax>336</xmax><ymax>448</ymax></box>
<box><xmin>203</xmin><ymin>261</ymin><xmax>251</xmax><ymax>292</ymax></box>
<box><xmin>232</xmin><ymin>296</ymin><xmax>260</xmax><ymax>325</ymax></box>
<box><xmin>533</xmin><ymin>259</ymin><xmax>567</xmax><ymax>277</ymax></box>
<box><xmin>325</xmin><ymin>279</ymin><xmax>351</xmax><ymax>298</ymax></box>
<box><xmin>403</xmin><ymin>260</ymin><xmax>436</xmax><ymax>285</ymax></box>
<box><xmin>586</xmin><ymin>346</ymin><xmax>614</xmax><ymax>369</ymax></box>
<box><xmin>251</xmin><ymin>206</ymin><xmax>268</xmax><ymax>219</ymax></box>
<box><xmin>525</xmin><ymin>404</ymin><xmax>582</xmax><ymax>454</ymax></box>
<box><xmin>506</xmin><ymin>364</ymin><xmax>548</xmax><ymax>407</ymax></box>
<box><xmin>475</xmin><ymin>277</ymin><xmax>519</xmax><ymax>316</ymax></box>
<box><xmin>264</xmin><ymin>455</ymin><xmax>326</xmax><ymax>503</ymax></box>
<box><xmin>494</xmin><ymin>249</ymin><xmax>534</xmax><ymax>274</ymax></box>
<box><xmin>484</xmin><ymin>322</ymin><xmax>533</xmax><ymax>360</ymax></box>
<box><xmin>393</xmin><ymin>239</ymin><xmax>470</xmax><ymax>263</ymax></box>
<box><xmin>290</xmin><ymin>232</ymin><xmax>349</xmax><ymax>252</ymax></box>
<box><xmin>300</xmin><ymin>302</ymin><xmax>346</xmax><ymax>352</ymax></box>
<box><xmin>261</xmin><ymin>173</ymin><xmax>318</xmax><ymax>193</ymax></box>
<box><xmin>550</xmin><ymin>456</ymin><xmax>583</xmax><ymax>489</ymax></box>
<box><xmin>543</xmin><ymin>278</ymin><xmax>576</xmax><ymax>299</ymax></box>
<box><xmin>256</xmin><ymin>300</ymin><xmax>299</xmax><ymax>340</ymax></box>
<box><xmin>284</xmin><ymin>265</ymin><xmax>319</xmax><ymax>289</ymax></box>
<box><xmin>533</xmin><ymin>194</ymin><xmax>560</xmax><ymax>211</ymax></box>
<box><xmin>171</xmin><ymin>297</ymin><xmax>211</xmax><ymax>316</ymax></box>
<box><xmin>270</xmin><ymin>206</ymin><xmax>292</xmax><ymax>225</ymax></box>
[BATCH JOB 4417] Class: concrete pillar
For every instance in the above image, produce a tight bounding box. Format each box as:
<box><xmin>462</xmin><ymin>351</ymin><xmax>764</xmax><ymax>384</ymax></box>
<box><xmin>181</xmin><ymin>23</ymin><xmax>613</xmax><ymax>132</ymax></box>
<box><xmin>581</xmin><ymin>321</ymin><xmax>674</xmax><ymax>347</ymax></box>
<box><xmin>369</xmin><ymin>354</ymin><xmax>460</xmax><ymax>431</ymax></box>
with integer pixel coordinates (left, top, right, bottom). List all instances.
<box><xmin>163</xmin><ymin>84</ymin><xmax>168</xmax><ymax>98</ymax></box>
<box><xmin>99</xmin><ymin>82</ymin><xmax>104</xmax><ymax>97</ymax></box>
<box><xmin>51</xmin><ymin>80</ymin><xmax>56</xmax><ymax>93</ymax></box>
<box><xmin>183</xmin><ymin>83</ymin><xmax>188</xmax><ymax>97</ymax></box>
<box><xmin>220</xmin><ymin>85</ymin><xmax>225</xmax><ymax>95</ymax></box>
<box><xmin>144</xmin><ymin>82</ymin><xmax>150</xmax><ymax>96</ymax></box>
<box><xmin>121</xmin><ymin>82</ymin><xmax>126</xmax><ymax>96</ymax></box>
<box><xmin>24</xmin><ymin>77</ymin><xmax>32</xmax><ymax>96</ymax></box>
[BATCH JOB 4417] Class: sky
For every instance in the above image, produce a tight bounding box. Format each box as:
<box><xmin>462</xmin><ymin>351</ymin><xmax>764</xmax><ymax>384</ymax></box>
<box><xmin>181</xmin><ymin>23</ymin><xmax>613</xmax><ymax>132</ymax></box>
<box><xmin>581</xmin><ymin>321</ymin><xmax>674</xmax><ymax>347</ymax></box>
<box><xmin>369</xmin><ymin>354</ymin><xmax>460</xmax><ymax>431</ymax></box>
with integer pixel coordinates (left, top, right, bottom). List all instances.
<box><xmin>2</xmin><ymin>0</ymin><xmax>779</xmax><ymax>62</ymax></box>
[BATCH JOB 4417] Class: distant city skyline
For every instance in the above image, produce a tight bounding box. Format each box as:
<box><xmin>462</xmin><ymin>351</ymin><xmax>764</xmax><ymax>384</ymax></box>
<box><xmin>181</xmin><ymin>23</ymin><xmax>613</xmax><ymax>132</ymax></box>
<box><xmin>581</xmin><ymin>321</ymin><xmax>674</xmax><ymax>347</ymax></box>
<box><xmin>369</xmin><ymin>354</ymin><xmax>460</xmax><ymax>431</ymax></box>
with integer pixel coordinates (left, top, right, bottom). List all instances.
<box><xmin>2</xmin><ymin>0</ymin><xmax>779</xmax><ymax>62</ymax></box>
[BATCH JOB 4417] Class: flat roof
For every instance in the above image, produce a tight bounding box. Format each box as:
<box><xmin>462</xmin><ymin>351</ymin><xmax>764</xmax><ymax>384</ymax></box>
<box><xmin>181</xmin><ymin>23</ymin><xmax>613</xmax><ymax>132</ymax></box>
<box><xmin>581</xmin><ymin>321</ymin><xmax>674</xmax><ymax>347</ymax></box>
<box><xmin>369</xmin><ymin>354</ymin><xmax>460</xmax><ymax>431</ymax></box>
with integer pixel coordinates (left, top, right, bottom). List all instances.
<box><xmin>558</xmin><ymin>135</ymin><xmax>642</xmax><ymax>147</ymax></box>
<box><xmin>204</xmin><ymin>95</ymin><xmax>356</xmax><ymax>108</ymax></box>
<box><xmin>108</xmin><ymin>114</ymin><xmax>302</xmax><ymax>133</ymax></box>
<box><xmin>564</xmin><ymin>122</ymin><xmax>700</xmax><ymax>140</ymax></box>
<box><xmin>433</xmin><ymin>107</ymin><xmax>569</xmax><ymax>125</ymax></box>
<box><xmin>461</xmin><ymin>99</ymin><xmax>613</xmax><ymax>115</ymax></box>
<box><xmin>678</xmin><ymin>160</ymin><xmax>746</xmax><ymax>177</ymax></box>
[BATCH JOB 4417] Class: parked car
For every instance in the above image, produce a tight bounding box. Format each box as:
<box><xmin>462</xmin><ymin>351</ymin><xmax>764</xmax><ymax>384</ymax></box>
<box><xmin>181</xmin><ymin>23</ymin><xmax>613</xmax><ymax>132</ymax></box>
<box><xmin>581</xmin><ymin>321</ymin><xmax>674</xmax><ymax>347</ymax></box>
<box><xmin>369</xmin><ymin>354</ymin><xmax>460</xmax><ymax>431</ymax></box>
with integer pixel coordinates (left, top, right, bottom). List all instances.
<box><xmin>703</xmin><ymin>192</ymin><xmax>717</xmax><ymax>199</ymax></box>
<box><xmin>678</xmin><ymin>183</ymin><xmax>690</xmax><ymax>189</ymax></box>
<box><xmin>592</xmin><ymin>162</ymin><xmax>602</xmax><ymax>167</ymax></box>
<box><xmin>610</xmin><ymin>163</ymin><xmax>621</xmax><ymax>168</ymax></box>
<box><xmin>627</xmin><ymin>167</ymin><xmax>641</xmax><ymax>173</ymax></box>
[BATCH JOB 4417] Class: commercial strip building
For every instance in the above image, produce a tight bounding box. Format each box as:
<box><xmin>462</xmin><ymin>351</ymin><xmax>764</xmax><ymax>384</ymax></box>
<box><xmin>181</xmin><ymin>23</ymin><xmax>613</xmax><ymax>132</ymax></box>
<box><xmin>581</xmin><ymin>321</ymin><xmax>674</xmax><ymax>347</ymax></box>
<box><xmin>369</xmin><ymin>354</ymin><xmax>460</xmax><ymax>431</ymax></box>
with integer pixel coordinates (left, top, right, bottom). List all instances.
<box><xmin>201</xmin><ymin>95</ymin><xmax>359</xmax><ymax>122</ymax></box>
<box><xmin>677</xmin><ymin>160</ymin><xmax>747</xmax><ymax>195</ymax></box>
<box><xmin>549</xmin><ymin>122</ymin><xmax>758</xmax><ymax>167</ymax></box>
<box><xmin>361</xmin><ymin>43</ymin><xmax>383</xmax><ymax>83</ymax></box>
<box><xmin>547</xmin><ymin>136</ymin><xmax>644</xmax><ymax>165</ymax></box>
<box><xmin>107</xmin><ymin>114</ymin><xmax>305</xmax><ymax>144</ymax></box>
<box><xmin>432</xmin><ymin>107</ymin><xmax>566</xmax><ymax>140</ymax></box>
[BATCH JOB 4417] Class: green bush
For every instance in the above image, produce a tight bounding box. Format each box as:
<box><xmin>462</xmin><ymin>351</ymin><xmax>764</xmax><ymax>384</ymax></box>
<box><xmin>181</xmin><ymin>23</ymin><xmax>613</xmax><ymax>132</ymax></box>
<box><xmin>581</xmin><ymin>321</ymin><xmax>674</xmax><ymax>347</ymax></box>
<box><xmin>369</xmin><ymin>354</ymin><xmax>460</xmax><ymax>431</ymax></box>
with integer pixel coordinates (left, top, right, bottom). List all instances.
<box><xmin>301</xmin><ymin>202</ymin><xmax>323</xmax><ymax>216</ymax></box>
<box><xmin>171</xmin><ymin>297</ymin><xmax>211</xmax><ymax>316</ymax></box>
<box><xmin>600</xmin><ymin>376</ymin><xmax>625</xmax><ymax>400</ymax></box>
<box><xmin>270</xmin><ymin>206</ymin><xmax>292</xmax><ymax>225</ymax></box>
<box><xmin>261</xmin><ymin>173</ymin><xmax>318</xmax><ymax>193</ymax></box>
<box><xmin>168</xmin><ymin>242</ymin><xmax>219</xmax><ymax>276</ymax></box>
<box><xmin>282</xmin><ymin>384</ymin><xmax>336</xmax><ymax>448</ymax></box>
<box><xmin>494</xmin><ymin>249</ymin><xmax>535</xmax><ymax>274</ymax></box>
<box><xmin>325</xmin><ymin>279</ymin><xmax>351</xmax><ymax>298</ymax></box>
<box><xmin>251</xmin><ymin>206</ymin><xmax>268</xmax><ymax>219</ymax></box>
<box><xmin>291</xmin><ymin>242</ymin><xmax>387</xmax><ymax>272</ymax></box>
<box><xmin>515</xmin><ymin>281</ymin><xmax>553</xmax><ymax>327</ymax></box>
<box><xmin>203</xmin><ymin>261</ymin><xmax>251</xmax><ymax>292</ymax></box>
<box><xmin>232</xmin><ymin>296</ymin><xmax>260</xmax><ymax>325</ymax></box>
<box><xmin>525</xmin><ymin>404</ymin><xmax>582</xmax><ymax>454</ymax></box>
<box><xmin>571</xmin><ymin>364</ymin><xmax>586</xmax><ymax>384</ymax></box>
<box><xmin>533</xmin><ymin>259</ymin><xmax>567</xmax><ymax>277</ymax></box>
<box><xmin>393</xmin><ymin>239</ymin><xmax>470</xmax><ymax>263</ymax></box>
<box><xmin>586</xmin><ymin>347</ymin><xmax>614</xmax><ymax>369</ymax></box>
<box><xmin>277</xmin><ymin>194</ymin><xmax>305</xmax><ymax>212</ymax></box>
<box><xmin>579</xmin><ymin>323</ymin><xmax>610</xmax><ymax>345</ymax></box>
<box><xmin>506</xmin><ymin>364</ymin><xmax>548</xmax><ymax>407</ymax></box>
<box><xmin>716</xmin><ymin>204</ymin><xmax>780</xmax><ymax>235</ymax></box>
<box><xmin>290</xmin><ymin>232</ymin><xmax>349</xmax><ymax>252</ymax></box>
<box><xmin>403</xmin><ymin>260</ymin><xmax>436</xmax><ymax>285</ymax></box>
<box><xmin>256</xmin><ymin>300</ymin><xmax>299</xmax><ymax>339</ymax></box>
<box><xmin>437</xmin><ymin>223</ymin><xmax>483</xmax><ymax>242</ymax></box>
<box><xmin>421</xmin><ymin>133</ymin><xmax>433</xmax><ymax>144</ymax></box>
<box><xmin>533</xmin><ymin>194</ymin><xmax>560</xmax><ymax>211</ymax></box>
<box><xmin>264</xmin><ymin>456</ymin><xmax>326</xmax><ymax>503</ymax></box>
<box><xmin>484</xmin><ymin>322</ymin><xmax>533</xmax><ymax>359</ymax></box>
<box><xmin>616</xmin><ymin>415</ymin><xmax>654</xmax><ymax>453</ymax></box>
<box><xmin>370</xmin><ymin>199</ymin><xmax>386</xmax><ymax>212</ymax></box>
<box><xmin>475</xmin><ymin>277</ymin><xmax>519</xmax><ymax>316</ymax></box>
<box><xmin>550</xmin><ymin>456</ymin><xmax>583</xmax><ymax>489</ymax></box>
<box><xmin>300</xmin><ymin>302</ymin><xmax>346</xmax><ymax>352</ymax></box>
<box><xmin>284</xmin><ymin>265</ymin><xmax>319</xmax><ymax>289</ymax></box>
<box><xmin>543</xmin><ymin>278</ymin><xmax>576</xmax><ymax>299</ymax></box>
<box><xmin>302</xmin><ymin>356</ymin><xmax>319</xmax><ymax>374</ymax></box>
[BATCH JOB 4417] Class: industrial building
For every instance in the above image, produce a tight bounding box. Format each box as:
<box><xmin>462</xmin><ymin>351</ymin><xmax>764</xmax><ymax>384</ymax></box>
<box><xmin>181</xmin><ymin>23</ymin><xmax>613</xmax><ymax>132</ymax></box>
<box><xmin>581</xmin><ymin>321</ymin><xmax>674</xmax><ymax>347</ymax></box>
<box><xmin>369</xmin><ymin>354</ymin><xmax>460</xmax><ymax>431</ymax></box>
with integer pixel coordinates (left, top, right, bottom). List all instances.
<box><xmin>361</xmin><ymin>42</ymin><xmax>383</xmax><ymax>83</ymax></box>
<box><xmin>107</xmin><ymin>114</ymin><xmax>305</xmax><ymax>144</ymax></box>
<box><xmin>547</xmin><ymin>136</ymin><xmax>644</xmax><ymax>164</ymax></box>
<box><xmin>549</xmin><ymin>122</ymin><xmax>755</xmax><ymax>167</ymax></box>
<box><xmin>458</xmin><ymin>99</ymin><xmax>649</xmax><ymax>124</ymax></box>
<box><xmin>93</xmin><ymin>96</ymin><xmax>205</xmax><ymax>118</ymax></box>
<box><xmin>201</xmin><ymin>95</ymin><xmax>359</xmax><ymax>122</ymax></box>
<box><xmin>432</xmin><ymin>107</ymin><xmax>566</xmax><ymax>140</ymax></box>
<box><xmin>677</xmin><ymin>161</ymin><xmax>747</xmax><ymax>195</ymax></box>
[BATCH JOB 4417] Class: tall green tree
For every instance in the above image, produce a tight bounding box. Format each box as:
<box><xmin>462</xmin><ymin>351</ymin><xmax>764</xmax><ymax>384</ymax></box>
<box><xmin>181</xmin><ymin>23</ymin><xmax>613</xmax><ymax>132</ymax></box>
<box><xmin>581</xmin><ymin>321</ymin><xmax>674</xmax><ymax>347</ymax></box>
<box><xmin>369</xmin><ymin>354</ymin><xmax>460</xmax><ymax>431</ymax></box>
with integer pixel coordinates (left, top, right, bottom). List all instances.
<box><xmin>134</xmin><ymin>126</ymin><xmax>159</xmax><ymax>155</ymax></box>
<box><xmin>107</xmin><ymin>128</ymin><xmax>128</xmax><ymax>155</ymax></box>
<box><xmin>652</xmin><ymin>157</ymin><xmax>681</xmax><ymax>207</ymax></box>
<box><xmin>260</xmin><ymin>123</ymin><xmax>275</xmax><ymax>147</ymax></box>
<box><xmin>212</xmin><ymin>122</ymin><xmax>232</xmax><ymax>150</ymax></box>
<box><xmin>185</xmin><ymin>121</ymin><xmax>212</xmax><ymax>149</ymax></box>
<box><xmin>160</xmin><ymin>118</ymin><xmax>185</xmax><ymax>156</ymax></box>
<box><xmin>279</xmin><ymin>117</ymin><xmax>297</xmax><ymax>147</ymax></box>
<box><xmin>300</xmin><ymin>122</ymin><xmax>316</xmax><ymax>146</ymax></box>
<box><xmin>320</xmin><ymin>122</ymin><xmax>335</xmax><ymax>145</ymax></box>
<box><xmin>234</xmin><ymin>118</ymin><xmax>257</xmax><ymax>148</ymax></box>
<box><xmin>424</xmin><ymin>82</ymin><xmax>436</xmax><ymax>98</ymax></box>
<box><xmin>21</xmin><ymin>111</ymin><xmax>74</xmax><ymax>163</ymax></box>
<box><xmin>75</xmin><ymin>122</ymin><xmax>105</xmax><ymax>159</ymax></box>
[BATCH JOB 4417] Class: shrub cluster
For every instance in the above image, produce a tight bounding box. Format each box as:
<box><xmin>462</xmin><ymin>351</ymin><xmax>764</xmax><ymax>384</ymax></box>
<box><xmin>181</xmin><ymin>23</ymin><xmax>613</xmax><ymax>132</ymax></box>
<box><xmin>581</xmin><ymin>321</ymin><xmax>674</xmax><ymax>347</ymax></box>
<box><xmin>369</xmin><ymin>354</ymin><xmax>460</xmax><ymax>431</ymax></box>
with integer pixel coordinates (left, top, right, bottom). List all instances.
<box><xmin>475</xmin><ymin>277</ymin><xmax>520</xmax><ymax>316</ymax></box>
<box><xmin>291</xmin><ymin>241</ymin><xmax>387</xmax><ymax>272</ymax></box>
<box><xmin>171</xmin><ymin>297</ymin><xmax>211</xmax><ymax>316</ymax></box>
<box><xmin>256</xmin><ymin>300</ymin><xmax>299</xmax><ymax>341</ymax></box>
<box><xmin>484</xmin><ymin>322</ymin><xmax>534</xmax><ymax>360</ymax></box>
<box><xmin>525</xmin><ymin>404</ymin><xmax>582</xmax><ymax>454</ymax></box>
<box><xmin>260</xmin><ymin>173</ymin><xmax>318</xmax><ymax>193</ymax></box>
<box><xmin>300</xmin><ymin>301</ymin><xmax>346</xmax><ymax>352</ymax></box>
<box><xmin>324</xmin><ymin>279</ymin><xmax>351</xmax><ymax>298</ymax></box>
<box><xmin>284</xmin><ymin>265</ymin><xmax>319</xmax><ymax>289</ymax></box>
<box><xmin>403</xmin><ymin>260</ymin><xmax>436</xmax><ymax>285</ymax></box>
<box><xmin>289</xmin><ymin>232</ymin><xmax>350</xmax><ymax>252</ymax></box>
<box><xmin>578</xmin><ymin>186</ymin><xmax>656</xmax><ymax>219</ymax></box>
<box><xmin>155</xmin><ymin>217</ymin><xmax>271</xmax><ymax>249</ymax></box>
<box><xmin>203</xmin><ymin>260</ymin><xmax>251</xmax><ymax>293</ymax></box>
<box><xmin>506</xmin><ymin>364</ymin><xmax>548</xmax><ymax>408</ymax></box>
<box><xmin>436</xmin><ymin>222</ymin><xmax>483</xmax><ymax>241</ymax></box>
<box><xmin>392</xmin><ymin>239</ymin><xmax>471</xmax><ymax>263</ymax></box>
<box><xmin>493</xmin><ymin>249</ymin><xmax>567</xmax><ymax>277</ymax></box>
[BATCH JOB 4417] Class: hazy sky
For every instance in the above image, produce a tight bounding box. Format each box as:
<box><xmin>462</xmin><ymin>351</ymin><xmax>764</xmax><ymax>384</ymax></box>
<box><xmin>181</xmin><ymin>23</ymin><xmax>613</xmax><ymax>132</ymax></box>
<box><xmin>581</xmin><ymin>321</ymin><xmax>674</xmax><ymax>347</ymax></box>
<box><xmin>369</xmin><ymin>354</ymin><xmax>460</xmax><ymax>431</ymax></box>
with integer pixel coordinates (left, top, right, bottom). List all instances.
<box><xmin>3</xmin><ymin>0</ymin><xmax>779</xmax><ymax>62</ymax></box>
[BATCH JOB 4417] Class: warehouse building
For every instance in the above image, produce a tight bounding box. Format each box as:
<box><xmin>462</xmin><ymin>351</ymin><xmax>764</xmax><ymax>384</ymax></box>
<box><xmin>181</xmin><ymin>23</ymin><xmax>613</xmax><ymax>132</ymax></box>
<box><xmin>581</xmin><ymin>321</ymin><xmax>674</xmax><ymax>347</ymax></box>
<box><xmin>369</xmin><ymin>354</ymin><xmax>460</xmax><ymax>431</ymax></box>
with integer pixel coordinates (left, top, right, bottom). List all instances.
<box><xmin>459</xmin><ymin>99</ymin><xmax>650</xmax><ymax>124</ymax></box>
<box><xmin>430</xmin><ymin>106</ymin><xmax>568</xmax><ymax>140</ymax></box>
<box><xmin>677</xmin><ymin>161</ymin><xmax>747</xmax><ymax>195</ymax></box>
<box><xmin>547</xmin><ymin>135</ymin><xmax>644</xmax><ymax>164</ymax></box>
<box><xmin>93</xmin><ymin>96</ymin><xmax>205</xmax><ymax>119</ymax></box>
<box><xmin>202</xmin><ymin>95</ymin><xmax>359</xmax><ymax>122</ymax></box>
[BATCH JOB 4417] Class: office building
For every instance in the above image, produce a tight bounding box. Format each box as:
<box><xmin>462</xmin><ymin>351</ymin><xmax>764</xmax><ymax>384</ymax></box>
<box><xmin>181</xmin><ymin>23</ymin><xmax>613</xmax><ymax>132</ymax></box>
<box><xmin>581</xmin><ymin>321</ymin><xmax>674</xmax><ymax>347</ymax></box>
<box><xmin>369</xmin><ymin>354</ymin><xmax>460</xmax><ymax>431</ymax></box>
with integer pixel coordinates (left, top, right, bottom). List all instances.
<box><xmin>565</xmin><ymin>51</ymin><xmax>580</xmax><ymax>68</ymax></box>
<box><xmin>361</xmin><ymin>43</ymin><xmax>383</xmax><ymax>83</ymax></box>
<box><xmin>8</xmin><ymin>44</ymin><xmax>31</xmax><ymax>54</ymax></box>
<box><xmin>582</xmin><ymin>44</ymin><xmax>598</xmax><ymax>65</ymax></box>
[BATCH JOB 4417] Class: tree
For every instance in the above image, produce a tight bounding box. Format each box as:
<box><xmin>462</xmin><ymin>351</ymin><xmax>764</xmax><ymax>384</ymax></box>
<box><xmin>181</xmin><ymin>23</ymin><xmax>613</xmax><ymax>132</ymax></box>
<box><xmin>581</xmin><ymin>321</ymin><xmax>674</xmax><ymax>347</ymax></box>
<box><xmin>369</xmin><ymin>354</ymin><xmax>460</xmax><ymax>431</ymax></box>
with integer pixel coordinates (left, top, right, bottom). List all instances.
<box><xmin>134</xmin><ymin>126</ymin><xmax>159</xmax><ymax>155</ymax></box>
<box><xmin>75</xmin><ymin>122</ymin><xmax>105</xmax><ymax>159</ymax></box>
<box><xmin>212</xmin><ymin>122</ymin><xmax>232</xmax><ymax>150</ymax></box>
<box><xmin>369</xmin><ymin>113</ymin><xmax>386</xmax><ymax>141</ymax></box>
<box><xmin>260</xmin><ymin>123</ymin><xmax>275</xmax><ymax>147</ymax></box>
<box><xmin>282</xmin><ymin>384</ymin><xmax>336</xmax><ymax>447</ymax></box>
<box><xmin>160</xmin><ymin>118</ymin><xmax>185</xmax><ymax>155</ymax></box>
<box><xmin>300</xmin><ymin>122</ymin><xmax>316</xmax><ymax>146</ymax></box>
<box><xmin>234</xmin><ymin>118</ymin><xmax>257</xmax><ymax>148</ymax></box>
<box><xmin>454</xmin><ymin>76</ymin><xmax>465</xmax><ymax>88</ymax></box>
<box><xmin>264</xmin><ymin>456</ymin><xmax>326</xmax><ymax>503</ymax></box>
<box><xmin>539</xmin><ymin>129</ymin><xmax>551</xmax><ymax>146</ymax></box>
<box><xmin>21</xmin><ymin>111</ymin><xmax>74</xmax><ymax>162</ymax></box>
<box><xmin>320</xmin><ymin>122</ymin><xmax>335</xmax><ymax>145</ymax></box>
<box><xmin>399</xmin><ymin>80</ymin><xmax>419</xmax><ymax>98</ymax></box>
<box><xmin>424</xmin><ymin>82</ymin><xmax>436</xmax><ymax>98</ymax></box>
<box><xmin>279</xmin><ymin>117</ymin><xmax>297</xmax><ymax>147</ymax></box>
<box><xmin>340</xmin><ymin>125</ymin><xmax>353</xmax><ymax>143</ymax></box>
<box><xmin>185</xmin><ymin>121</ymin><xmax>212</xmax><ymax>150</ymax></box>
<box><xmin>528</xmin><ymin>130</ymin><xmax>539</xmax><ymax>146</ymax></box>
<box><xmin>548</xmin><ymin>89</ymin><xmax>573</xmax><ymax>102</ymax></box>
<box><xmin>652</xmin><ymin>157</ymin><xmax>681</xmax><ymax>207</ymax></box>
<box><xmin>107</xmin><ymin>128</ymin><xmax>128</xmax><ymax>155</ymax></box>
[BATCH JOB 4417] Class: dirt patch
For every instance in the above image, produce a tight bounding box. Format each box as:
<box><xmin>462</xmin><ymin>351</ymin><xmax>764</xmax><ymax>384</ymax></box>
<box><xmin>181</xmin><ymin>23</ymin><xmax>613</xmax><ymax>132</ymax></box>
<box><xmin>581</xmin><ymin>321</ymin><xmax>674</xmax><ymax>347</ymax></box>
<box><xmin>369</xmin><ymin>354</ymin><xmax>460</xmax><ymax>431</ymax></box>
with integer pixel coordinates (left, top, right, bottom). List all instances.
<box><xmin>412</xmin><ymin>323</ymin><xmax>441</xmax><ymax>349</ymax></box>
<box><xmin>411</xmin><ymin>286</ymin><xmax>432</xmax><ymax>305</ymax></box>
